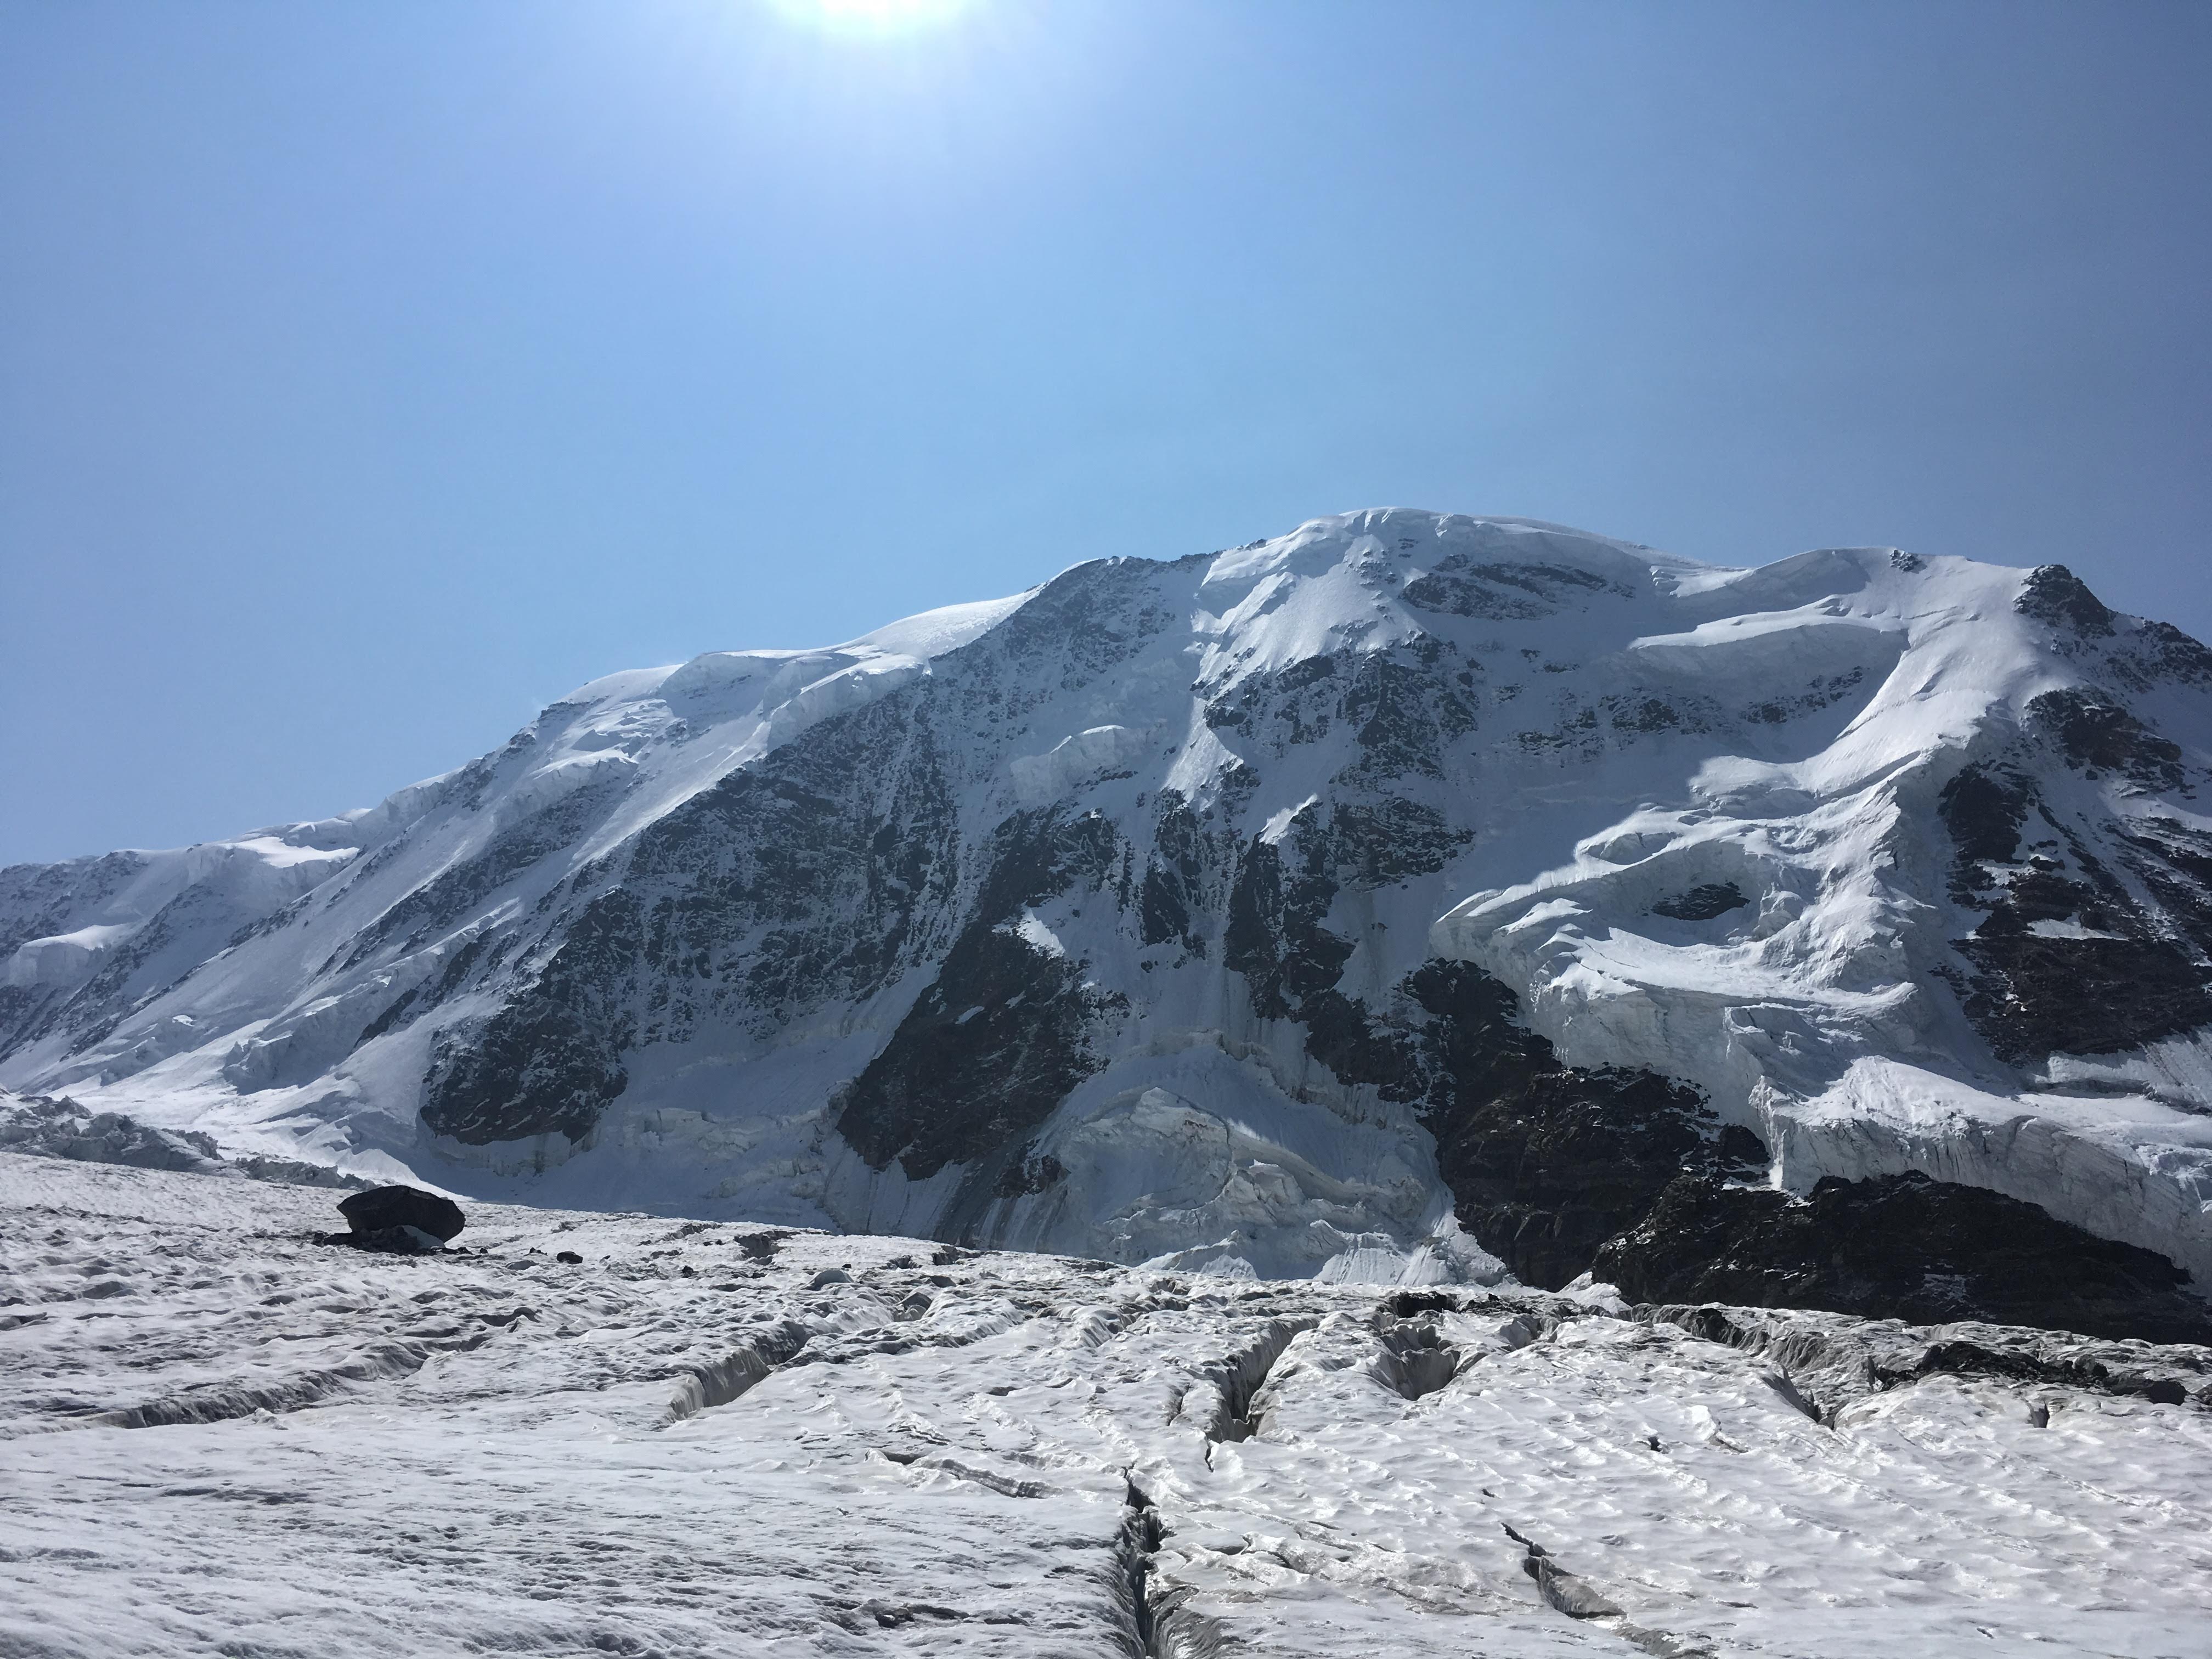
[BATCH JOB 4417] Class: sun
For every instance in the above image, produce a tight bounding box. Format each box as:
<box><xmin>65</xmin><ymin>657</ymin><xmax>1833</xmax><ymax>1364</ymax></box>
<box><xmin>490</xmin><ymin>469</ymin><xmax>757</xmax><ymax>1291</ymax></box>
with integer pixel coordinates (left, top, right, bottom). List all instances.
<box><xmin>764</xmin><ymin>0</ymin><xmax>979</xmax><ymax>36</ymax></box>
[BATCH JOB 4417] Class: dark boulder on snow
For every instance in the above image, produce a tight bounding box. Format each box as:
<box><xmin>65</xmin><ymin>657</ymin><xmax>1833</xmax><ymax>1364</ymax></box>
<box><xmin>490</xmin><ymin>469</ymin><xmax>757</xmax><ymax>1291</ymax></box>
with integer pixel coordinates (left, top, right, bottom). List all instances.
<box><xmin>337</xmin><ymin>1184</ymin><xmax>466</xmax><ymax>1243</ymax></box>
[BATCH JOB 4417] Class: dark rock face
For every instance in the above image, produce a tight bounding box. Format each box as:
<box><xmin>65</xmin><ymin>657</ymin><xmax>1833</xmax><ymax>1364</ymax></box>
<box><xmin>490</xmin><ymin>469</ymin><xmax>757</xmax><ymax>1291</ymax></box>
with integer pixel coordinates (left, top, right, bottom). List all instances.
<box><xmin>2120</xmin><ymin>619</ymin><xmax>2212</xmax><ymax>687</ymax></box>
<box><xmin>1402</xmin><ymin>557</ymin><xmax>1629</xmax><ymax>622</ymax></box>
<box><xmin>1222</xmin><ymin>812</ymin><xmax>1354</xmax><ymax>1023</ymax></box>
<box><xmin>339</xmin><ymin>1184</ymin><xmax>466</xmax><ymax>1243</ymax></box>
<box><xmin>837</xmin><ymin>921</ymin><xmax>1105</xmax><ymax>1182</ymax></box>
<box><xmin>413</xmin><ymin>559</ymin><xmax>1176</xmax><ymax>1153</ymax></box>
<box><xmin>420</xmin><ymin>694</ymin><xmax>966</xmax><ymax>1148</ymax></box>
<box><xmin>2117</xmin><ymin>816</ymin><xmax>2212</xmax><ymax>958</ymax></box>
<box><xmin>1939</xmin><ymin>759</ymin><xmax>2212</xmax><ymax>1064</ymax></box>
<box><xmin>1595</xmin><ymin>1172</ymin><xmax>2212</xmax><ymax>1346</ymax></box>
<box><xmin>2028</xmin><ymin>687</ymin><xmax>2185</xmax><ymax>791</ymax></box>
<box><xmin>1393</xmin><ymin>964</ymin><xmax>1736</xmax><ymax>1290</ymax></box>
<box><xmin>2016</xmin><ymin>564</ymin><xmax>2115</xmax><ymax>636</ymax></box>
<box><xmin>1652</xmin><ymin>883</ymin><xmax>1746</xmax><ymax>921</ymax></box>
<box><xmin>1959</xmin><ymin>926</ymin><xmax>2212</xmax><ymax>1062</ymax></box>
<box><xmin>1938</xmin><ymin>765</ymin><xmax>2033</xmax><ymax>868</ymax></box>
<box><xmin>342</xmin><ymin>781</ymin><xmax>624</xmax><ymax>969</ymax></box>
<box><xmin>837</xmin><ymin>810</ymin><xmax>1126</xmax><ymax>1189</ymax></box>
<box><xmin>1149</xmin><ymin>765</ymin><xmax>1757</xmax><ymax>1290</ymax></box>
<box><xmin>1287</xmin><ymin>957</ymin><xmax>1747</xmax><ymax>1291</ymax></box>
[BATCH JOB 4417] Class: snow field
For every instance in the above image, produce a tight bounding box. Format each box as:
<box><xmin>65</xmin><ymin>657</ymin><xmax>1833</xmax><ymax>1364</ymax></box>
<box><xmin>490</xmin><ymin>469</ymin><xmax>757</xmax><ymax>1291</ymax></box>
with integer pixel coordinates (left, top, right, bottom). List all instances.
<box><xmin>4</xmin><ymin>1156</ymin><xmax>2210</xmax><ymax>1657</ymax></box>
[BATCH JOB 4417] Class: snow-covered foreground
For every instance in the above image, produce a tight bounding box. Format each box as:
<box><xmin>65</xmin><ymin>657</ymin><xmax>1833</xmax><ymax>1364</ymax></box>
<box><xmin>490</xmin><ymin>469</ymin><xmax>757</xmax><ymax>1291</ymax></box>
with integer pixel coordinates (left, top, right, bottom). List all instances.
<box><xmin>4</xmin><ymin>1156</ymin><xmax>2210</xmax><ymax>1659</ymax></box>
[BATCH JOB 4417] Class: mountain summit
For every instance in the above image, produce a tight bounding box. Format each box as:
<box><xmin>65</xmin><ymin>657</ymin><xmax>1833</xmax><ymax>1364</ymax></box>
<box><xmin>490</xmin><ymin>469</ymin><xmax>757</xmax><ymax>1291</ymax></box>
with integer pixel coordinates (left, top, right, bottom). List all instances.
<box><xmin>8</xmin><ymin>510</ymin><xmax>2211</xmax><ymax>1330</ymax></box>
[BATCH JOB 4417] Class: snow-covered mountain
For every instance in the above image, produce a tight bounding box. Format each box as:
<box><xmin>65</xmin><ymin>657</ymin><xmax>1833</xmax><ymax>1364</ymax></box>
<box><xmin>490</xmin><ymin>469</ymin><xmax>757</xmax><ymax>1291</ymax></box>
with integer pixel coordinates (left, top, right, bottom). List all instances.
<box><xmin>8</xmin><ymin>510</ymin><xmax>2212</xmax><ymax>1315</ymax></box>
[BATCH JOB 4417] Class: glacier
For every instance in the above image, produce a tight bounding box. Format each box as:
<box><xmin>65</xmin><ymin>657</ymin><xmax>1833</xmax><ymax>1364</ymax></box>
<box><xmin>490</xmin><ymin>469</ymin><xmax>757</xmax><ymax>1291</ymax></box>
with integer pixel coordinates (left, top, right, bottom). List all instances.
<box><xmin>2</xmin><ymin>1153</ymin><xmax>2208</xmax><ymax>1658</ymax></box>
<box><xmin>5</xmin><ymin>509</ymin><xmax>2212</xmax><ymax>1310</ymax></box>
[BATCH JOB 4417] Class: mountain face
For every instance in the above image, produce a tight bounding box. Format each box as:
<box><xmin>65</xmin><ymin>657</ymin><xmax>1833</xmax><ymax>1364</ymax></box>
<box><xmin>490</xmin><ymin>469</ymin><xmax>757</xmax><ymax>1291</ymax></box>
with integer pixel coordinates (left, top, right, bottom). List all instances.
<box><xmin>7</xmin><ymin>511</ymin><xmax>2212</xmax><ymax>1325</ymax></box>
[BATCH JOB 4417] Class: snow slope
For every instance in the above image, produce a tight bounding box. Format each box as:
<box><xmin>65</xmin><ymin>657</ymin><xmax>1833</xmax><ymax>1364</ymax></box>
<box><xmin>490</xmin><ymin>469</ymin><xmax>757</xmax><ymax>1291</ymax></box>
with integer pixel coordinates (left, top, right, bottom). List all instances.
<box><xmin>3</xmin><ymin>1155</ymin><xmax>2209</xmax><ymax>1658</ymax></box>
<box><xmin>5</xmin><ymin>510</ymin><xmax>2211</xmax><ymax>1299</ymax></box>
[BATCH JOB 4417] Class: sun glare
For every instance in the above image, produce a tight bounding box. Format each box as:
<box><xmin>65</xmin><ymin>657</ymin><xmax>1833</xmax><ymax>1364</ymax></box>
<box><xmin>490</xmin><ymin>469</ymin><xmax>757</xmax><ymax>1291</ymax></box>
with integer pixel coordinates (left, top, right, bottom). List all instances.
<box><xmin>765</xmin><ymin>0</ymin><xmax>978</xmax><ymax>36</ymax></box>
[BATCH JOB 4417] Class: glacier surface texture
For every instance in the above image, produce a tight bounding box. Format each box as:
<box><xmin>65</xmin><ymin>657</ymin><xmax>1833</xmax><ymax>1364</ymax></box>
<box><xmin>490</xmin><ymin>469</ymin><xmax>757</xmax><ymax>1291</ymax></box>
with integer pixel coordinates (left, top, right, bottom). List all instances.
<box><xmin>3</xmin><ymin>1155</ymin><xmax>2210</xmax><ymax>1658</ymax></box>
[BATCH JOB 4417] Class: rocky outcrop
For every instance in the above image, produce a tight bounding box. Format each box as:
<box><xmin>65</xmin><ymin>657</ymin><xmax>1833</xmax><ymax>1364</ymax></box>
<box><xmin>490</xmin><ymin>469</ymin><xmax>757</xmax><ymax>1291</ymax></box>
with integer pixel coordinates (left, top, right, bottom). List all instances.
<box><xmin>1290</xmin><ymin>958</ymin><xmax>1762</xmax><ymax>1290</ymax></box>
<box><xmin>1938</xmin><ymin>753</ymin><xmax>2212</xmax><ymax>1065</ymax></box>
<box><xmin>1596</xmin><ymin>1171</ymin><xmax>2212</xmax><ymax>1346</ymax></box>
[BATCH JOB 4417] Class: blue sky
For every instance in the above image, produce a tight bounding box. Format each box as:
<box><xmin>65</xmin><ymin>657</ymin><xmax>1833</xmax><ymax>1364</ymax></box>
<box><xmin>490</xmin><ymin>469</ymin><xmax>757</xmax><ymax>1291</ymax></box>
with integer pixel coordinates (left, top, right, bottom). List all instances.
<box><xmin>4</xmin><ymin>0</ymin><xmax>2208</xmax><ymax>864</ymax></box>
